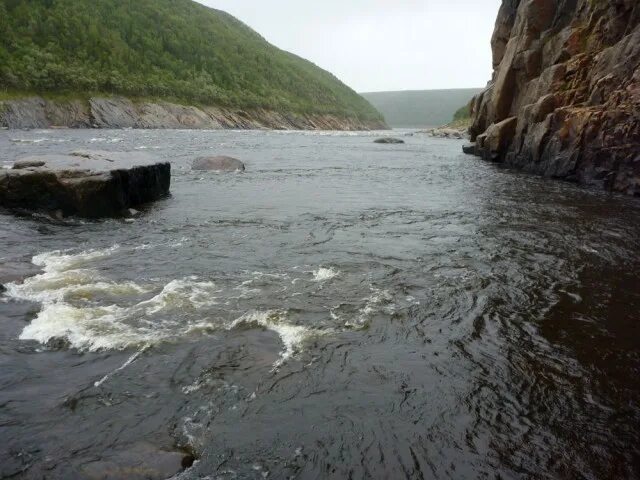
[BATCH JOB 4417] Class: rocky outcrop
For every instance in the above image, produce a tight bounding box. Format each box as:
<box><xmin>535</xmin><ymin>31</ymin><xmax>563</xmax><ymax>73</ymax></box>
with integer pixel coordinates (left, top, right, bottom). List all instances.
<box><xmin>427</xmin><ymin>126</ymin><xmax>467</xmax><ymax>139</ymax></box>
<box><xmin>0</xmin><ymin>96</ymin><xmax>387</xmax><ymax>131</ymax></box>
<box><xmin>466</xmin><ymin>0</ymin><xmax>640</xmax><ymax>195</ymax></box>
<box><xmin>374</xmin><ymin>137</ymin><xmax>405</xmax><ymax>144</ymax></box>
<box><xmin>192</xmin><ymin>156</ymin><xmax>245</xmax><ymax>172</ymax></box>
<box><xmin>0</xmin><ymin>151</ymin><xmax>170</xmax><ymax>218</ymax></box>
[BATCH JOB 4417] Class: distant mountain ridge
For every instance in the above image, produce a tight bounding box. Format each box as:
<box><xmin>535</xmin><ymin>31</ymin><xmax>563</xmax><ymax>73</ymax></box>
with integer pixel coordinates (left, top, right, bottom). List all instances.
<box><xmin>361</xmin><ymin>89</ymin><xmax>483</xmax><ymax>128</ymax></box>
<box><xmin>0</xmin><ymin>0</ymin><xmax>384</xmax><ymax>129</ymax></box>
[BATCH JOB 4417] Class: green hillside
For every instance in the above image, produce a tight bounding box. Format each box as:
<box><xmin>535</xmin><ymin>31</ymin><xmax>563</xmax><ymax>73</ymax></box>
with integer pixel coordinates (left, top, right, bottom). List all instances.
<box><xmin>360</xmin><ymin>89</ymin><xmax>482</xmax><ymax>128</ymax></box>
<box><xmin>0</xmin><ymin>0</ymin><xmax>383</xmax><ymax>122</ymax></box>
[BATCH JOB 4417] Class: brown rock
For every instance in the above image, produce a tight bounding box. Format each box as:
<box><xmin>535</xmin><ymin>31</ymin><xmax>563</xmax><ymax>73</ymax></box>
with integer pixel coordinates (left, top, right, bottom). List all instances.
<box><xmin>467</xmin><ymin>0</ymin><xmax>640</xmax><ymax>195</ymax></box>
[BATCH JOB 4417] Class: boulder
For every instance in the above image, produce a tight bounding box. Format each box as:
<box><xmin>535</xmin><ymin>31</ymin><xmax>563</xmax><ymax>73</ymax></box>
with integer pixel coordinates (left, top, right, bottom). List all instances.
<box><xmin>462</xmin><ymin>143</ymin><xmax>476</xmax><ymax>155</ymax></box>
<box><xmin>0</xmin><ymin>150</ymin><xmax>170</xmax><ymax>218</ymax></box>
<box><xmin>374</xmin><ymin>137</ymin><xmax>405</xmax><ymax>144</ymax></box>
<box><xmin>192</xmin><ymin>156</ymin><xmax>245</xmax><ymax>172</ymax></box>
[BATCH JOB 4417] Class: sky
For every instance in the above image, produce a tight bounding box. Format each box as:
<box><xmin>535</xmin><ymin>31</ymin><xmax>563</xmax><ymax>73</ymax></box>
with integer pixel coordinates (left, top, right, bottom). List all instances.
<box><xmin>196</xmin><ymin>0</ymin><xmax>502</xmax><ymax>93</ymax></box>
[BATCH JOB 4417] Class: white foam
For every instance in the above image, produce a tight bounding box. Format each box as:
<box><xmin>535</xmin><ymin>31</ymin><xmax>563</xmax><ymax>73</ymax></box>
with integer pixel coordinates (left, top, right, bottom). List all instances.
<box><xmin>138</xmin><ymin>279</ymin><xmax>219</xmax><ymax>315</ymax></box>
<box><xmin>312</xmin><ymin>267</ymin><xmax>339</xmax><ymax>282</ymax></box>
<box><xmin>8</xmin><ymin>247</ymin><xmax>225</xmax><ymax>352</ymax></box>
<box><xmin>229</xmin><ymin>311</ymin><xmax>311</xmax><ymax>364</ymax></box>
<box><xmin>94</xmin><ymin>346</ymin><xmax>148</xmax><ymax>387</ymax></box>
<box><xmin>10</xmin><ymin>138</ymin><xmax>48</xmax><ymax>144</ymax></box>
<box><xmin>347</xmin><ymin>287</ymin><xmax>394</xmax><ymax>328</ymax></box>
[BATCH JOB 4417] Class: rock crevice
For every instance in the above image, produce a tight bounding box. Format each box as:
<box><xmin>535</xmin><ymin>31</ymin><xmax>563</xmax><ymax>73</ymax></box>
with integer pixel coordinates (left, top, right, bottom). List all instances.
<box><xmin>466</xmin><ymin>0</ymin><xmax>640</xmax><ymax>195</ymax></box>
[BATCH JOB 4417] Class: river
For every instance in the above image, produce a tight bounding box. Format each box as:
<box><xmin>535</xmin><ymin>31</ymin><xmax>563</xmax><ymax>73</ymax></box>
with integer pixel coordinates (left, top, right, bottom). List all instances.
<box><xmin>1</xmin><ymin>129</ymin><xmax>639</xmax><ymax>479</ymax></box>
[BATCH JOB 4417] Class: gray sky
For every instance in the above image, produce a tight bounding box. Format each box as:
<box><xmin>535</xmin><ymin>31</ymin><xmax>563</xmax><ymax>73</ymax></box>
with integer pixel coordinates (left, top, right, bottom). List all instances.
<box><xmin>196</xmin><ymin>0</ymin><xmax>501</xmax><ymax>92</ymax></box>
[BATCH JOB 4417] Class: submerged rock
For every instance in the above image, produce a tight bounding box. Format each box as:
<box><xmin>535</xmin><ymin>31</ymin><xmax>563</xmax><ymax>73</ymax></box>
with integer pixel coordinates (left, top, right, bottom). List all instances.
<box><xmin>374</xmin><ymin>137</ymin><xmax>405</xmax><ymax>144</ymax></box>
<box><xmin>192</xmin><ymin>156</ymin><xmax>245</xmax><ymax>172</ymax></box>
<box><xmin>80</xmin><ymin>443</ymin><xmax>191</xmax><ymax>480</ymax></box>
<box><xmin>0</xmin><ymin>150</ymin><xmax>170</xmax><ymax>218</ymax></box>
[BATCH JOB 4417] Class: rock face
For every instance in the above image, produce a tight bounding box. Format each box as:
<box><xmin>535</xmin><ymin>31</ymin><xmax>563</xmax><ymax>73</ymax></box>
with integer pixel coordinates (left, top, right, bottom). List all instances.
<box><xmin>374</xmin><ymin>137</ymin><xmax>405</xmax><ymax>144</ymax></box>
<box><xmin>0</xmin><ymin>151</ymin><xmax>170</xmax><ymax>218</ymax></box>
<box><xmin>192</xmin><ymin>156</ymin><xmax>245</xmax><ymax>172</ymax></box>
<box><xmin>0</xmin><ymin>96</ymin><xmax>387</xmax><ymax>131</ymax></box>
<box><xmin>466</xmin><ymin>0</ymin><xmax>640</xmax><ymax>195</ymax></box>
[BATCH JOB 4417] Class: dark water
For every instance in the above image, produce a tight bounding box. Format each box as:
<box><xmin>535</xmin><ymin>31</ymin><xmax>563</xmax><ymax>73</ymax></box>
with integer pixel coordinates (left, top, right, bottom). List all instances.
<box><xmin>1</xmin><ymin>129</ymin><xmax>639</xmax><ymax>479</ymax></box>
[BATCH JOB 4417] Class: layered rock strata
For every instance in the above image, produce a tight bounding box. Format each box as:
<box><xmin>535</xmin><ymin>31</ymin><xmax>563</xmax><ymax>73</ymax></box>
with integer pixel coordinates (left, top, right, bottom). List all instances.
<box><xmin>0</xmin><ymin>96</ymin><xmax>387</xmax><ymax>131</ymax></box>
<box><xmin>466</xmin><ymin>0</ymin><xmax>640</xmax><ymax>195</ymax></box>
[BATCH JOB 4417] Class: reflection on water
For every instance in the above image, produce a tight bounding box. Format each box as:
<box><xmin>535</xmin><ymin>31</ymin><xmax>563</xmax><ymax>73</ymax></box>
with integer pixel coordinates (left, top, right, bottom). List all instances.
<box><xmin>0</xmin><ymin>129</ymin><xmax>639</xmax><ymax>479</ymax></box>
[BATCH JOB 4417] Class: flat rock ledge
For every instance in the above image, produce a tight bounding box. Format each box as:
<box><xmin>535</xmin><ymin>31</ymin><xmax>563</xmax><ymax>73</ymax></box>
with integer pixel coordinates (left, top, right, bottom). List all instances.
<box><xmin>374</xmin><ymin>137</ymin><xmax>405</xmax><ymax>144</ymax></box>
<box><xmin>0</xmin><ymin>150</ymin><xmax>170</xmax><ymax>218</ymax></box>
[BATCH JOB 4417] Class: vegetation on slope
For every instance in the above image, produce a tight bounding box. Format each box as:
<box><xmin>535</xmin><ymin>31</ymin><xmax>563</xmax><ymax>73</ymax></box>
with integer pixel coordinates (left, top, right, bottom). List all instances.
<box><xmin>0</xmin><ymin>0</ymin><xmax>383</xmax><ymax>122</ymax></box>
<box><xmin>361</xmin><ymin>89</ymin><xmax>482</xmax><ymax>128</ymax></box>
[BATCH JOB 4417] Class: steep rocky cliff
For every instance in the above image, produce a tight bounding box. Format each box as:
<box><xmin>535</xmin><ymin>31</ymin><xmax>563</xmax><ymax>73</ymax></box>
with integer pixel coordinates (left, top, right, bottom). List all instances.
<box><xmin>0</xmin><ymin>97</ymin><xmax>386</xmax><ymax>131</ymax></box>
<box><xmin>466</xmin><ymin>0</ymin><xmax>640</xmax><ymax>195</ymax></box>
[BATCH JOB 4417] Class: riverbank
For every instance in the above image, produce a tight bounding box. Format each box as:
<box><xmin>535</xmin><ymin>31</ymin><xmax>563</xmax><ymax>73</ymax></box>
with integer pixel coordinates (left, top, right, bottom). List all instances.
<box><xmin>0</xmin><ymin>96</ymin><xmax>388</xmax><ymax>131</ymax></box>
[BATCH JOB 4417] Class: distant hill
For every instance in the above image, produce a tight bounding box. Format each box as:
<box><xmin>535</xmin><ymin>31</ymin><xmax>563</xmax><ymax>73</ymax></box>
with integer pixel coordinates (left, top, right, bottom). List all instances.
<box><xmin>0</xmin><ymin>0</ymin><xmax>383</xmax><ymax>124</ymax></box>
<box><xmin>360</xmin><ymin>89</ymin><xmax>483</xmax><ymax>128</ymax></box>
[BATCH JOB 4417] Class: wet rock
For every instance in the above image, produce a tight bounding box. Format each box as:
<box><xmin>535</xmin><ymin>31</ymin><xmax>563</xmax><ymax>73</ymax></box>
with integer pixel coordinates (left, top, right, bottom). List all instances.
<box><xmin>192</xmin><ymin>155</ymin><xmax>245</xmax><ymax>172</ymax></box>
<box><xmin>0</xmin><ymin>150</ymin><xmax>171</xmax><ymax>218</ymax></box>
<box><xmin>468</xmin><ymin>0</ymin><xmax>640</xmax><ymax>195</ymax></box>
<box><xmin>13</xmin><ymin>160</ymin><xmax>46</xmax><ymax>169</ymax></box>
<box><xmin>374</xmin><ymin>137</ymin><xmax>405</xmax><ymax>144</ymax></box>
<box><xmin>80</xmin><ymin>443</ymin><xmax>189</xmax><ymax>480</ymax></box>
<box><xmin>0</xmin><ymin>284</ymin><xmax>6</xmax><ymax>294</ymax></box>
<box><xmin>462</xmin><ymin>143</ymin><xmax>476</xmax><ymax>155</ymax></box>
<box><xmin>45</xmin><ymin>337</ymin><xmax>71</xmax><ymax>351</ymax></box>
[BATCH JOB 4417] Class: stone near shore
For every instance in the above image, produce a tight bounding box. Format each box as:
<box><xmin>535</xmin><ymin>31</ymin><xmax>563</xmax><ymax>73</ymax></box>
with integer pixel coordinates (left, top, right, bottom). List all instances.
<box><xmin>428</xmin><ymin>127</ymin><xmax>466</xmax><ymax>139</ymax></box>
<box><xmin>462</xmin><ymin>143</ymin><xmax>476</xmax><ymax>155</ymax></box>
<box><xmin>192</xmin><ymin>156</ymin><xmax>245</xmax><ymax>172</ymax></box>
<box><xmin>374</xmin><ymin>137</ymin><xmax>405</xmax><ymax>144</ymax></box>
<box><xmin>0</xmin><ymin>150</ymin><xmax>170</xmax><ymax>218</ymax></box>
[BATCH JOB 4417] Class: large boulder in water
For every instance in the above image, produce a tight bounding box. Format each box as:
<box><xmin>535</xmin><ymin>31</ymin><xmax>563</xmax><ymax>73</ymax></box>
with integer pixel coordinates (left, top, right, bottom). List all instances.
<box><xmin>192</xmin><ymin>156</ymin><xmax>245</xmax><ymax>172</ymax></box>
<box><xmin>0</xmin><ymin>150</ymin><xmax>170</xmax><ymax>218</ymax></box>
<box><xmin>374</xmin><ymin>137</ymin><xmax>405</xmax><ymax>144</ymax></box>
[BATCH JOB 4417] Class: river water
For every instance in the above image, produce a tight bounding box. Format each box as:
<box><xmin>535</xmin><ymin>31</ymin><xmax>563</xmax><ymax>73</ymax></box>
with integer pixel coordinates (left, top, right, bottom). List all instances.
<box><xmin>1</xmin><ymin>129</ymin><xmax>639</xmax><ymax>479</ymax></box>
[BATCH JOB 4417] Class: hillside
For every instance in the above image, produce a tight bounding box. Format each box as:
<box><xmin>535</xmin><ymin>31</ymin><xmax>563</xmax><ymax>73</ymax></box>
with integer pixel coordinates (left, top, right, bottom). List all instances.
<box><xmin>0</xmin><ymin>0</ymin><xmax>384</xmax><ymax>127</ymax></box>
<box><xmin>360</xmin><ymin>89</ymin><xmax>482</xmax><ymax>128</ymax></box>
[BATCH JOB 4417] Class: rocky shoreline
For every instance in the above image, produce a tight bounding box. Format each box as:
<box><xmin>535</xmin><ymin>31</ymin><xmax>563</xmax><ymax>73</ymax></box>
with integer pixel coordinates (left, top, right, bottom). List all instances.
<box><xmin>0</xmin><ymin>96</ymin><xmax>387</xmax><ymax>131</ymax></box>
<box><xmin>464</xmin><ymin>0</ymin><xmax>640</xmax><ymax>195</ymax></box>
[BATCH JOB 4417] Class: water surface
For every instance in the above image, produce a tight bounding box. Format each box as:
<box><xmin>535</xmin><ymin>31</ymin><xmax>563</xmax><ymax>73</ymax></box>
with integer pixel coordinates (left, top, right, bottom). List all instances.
<box><xmin>1</xmin><ymin>129</ymin><xmax>639</xmax><ymax>479</ymax></box>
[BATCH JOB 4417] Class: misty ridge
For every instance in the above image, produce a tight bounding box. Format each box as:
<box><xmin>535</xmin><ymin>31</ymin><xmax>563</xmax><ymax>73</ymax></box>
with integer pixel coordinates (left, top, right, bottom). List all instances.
<box><xmin>361</xmin><ymin>88</ymin><xmax>483</xmax><ymax>128</ymax></box>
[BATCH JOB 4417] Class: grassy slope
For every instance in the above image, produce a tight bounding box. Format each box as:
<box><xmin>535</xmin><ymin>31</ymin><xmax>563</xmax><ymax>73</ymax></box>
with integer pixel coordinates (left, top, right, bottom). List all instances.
<box><xmin>0</xmin><ymin>0</ymin><xmax>383</xmax><ymax>122</ymax></box>
<box><xmin>360</xmin><ymin>88</ymin><xmax>482</xmax><ymax>128</ymax></box>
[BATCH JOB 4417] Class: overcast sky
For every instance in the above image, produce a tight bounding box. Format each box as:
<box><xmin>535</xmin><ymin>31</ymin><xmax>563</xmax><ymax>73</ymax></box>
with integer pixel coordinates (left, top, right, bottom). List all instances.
<box><xmin>196</xmin><ymin>0</ymin><xmax>501</xmax><ymax>92</ymax></box>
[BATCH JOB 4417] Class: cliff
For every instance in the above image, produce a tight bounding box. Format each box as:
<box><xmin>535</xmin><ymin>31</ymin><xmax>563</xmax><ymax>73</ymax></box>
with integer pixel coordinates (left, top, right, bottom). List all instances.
<box><xmin>466</xmin><ymin>0</ymin><xmax>640</xmax><ymax>195</ymax></box>
<box><xmin>0</xmin><ymin>97</ymin><xmax>385</xmax><ymax>131</ymax></box>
